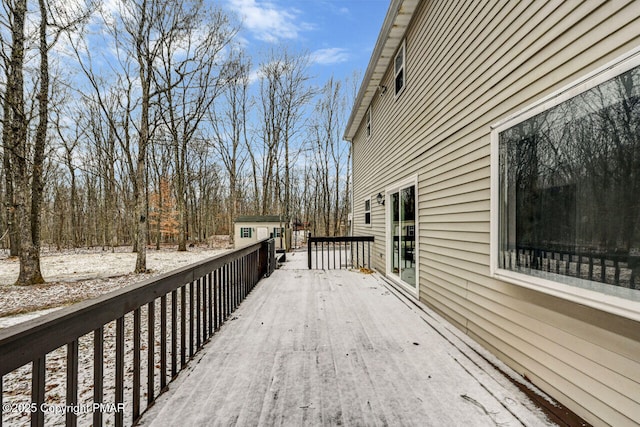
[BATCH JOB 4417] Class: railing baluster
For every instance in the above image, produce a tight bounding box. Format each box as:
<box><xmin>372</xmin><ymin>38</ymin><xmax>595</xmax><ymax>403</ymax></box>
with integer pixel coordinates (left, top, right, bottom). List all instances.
<box><xmin>241</xmin><ymin>258</ymin><xmax>246</xmax><ymax>302</ymax></box>
<box><xmin>222</xmin><ymin>266</ymin><xmax>226</xmax><ymax>324</ymax></box>
<box><xmin>236</xmin><ymin>259</ymin><xmax>240</xmax><ymax>307</ymax></box>
<box><xmin>208</xmin><ymin>273</ymin><xmax>213</xmax><ymax>338</ymax></box>
<box><xmin>133</xmin><ymin>308</ymin><xmax>141</xmax><ymax>421</ymax></box>
<box><xmin>214</xmin><ymin>269</ymin><xmax>219</xmax><ymax>331</ymax></box>
<box><xmin>161</xmin><ymin>295</ymin><xmax>167</xmax><ymax>390</ymax></box>
<box><xmin>180</xmin><ymin>286</ymin><xmax>186</xmax><ymax>367</ymax></box>
<box><xmin>148</xmin><ymin>300</ymin><xmax>155</xmax><ymax>404</ymax></box>
<box><xmin>32</xmin><ymin>356</ymin><xmax>45</xmax><ymax>427</ymax></box>
<box><xmin>93</xmin><ymin>327</ymin><xmax>103</xmax><ymax>427</ymax></box>
<box><xmin>171</xmin><ymin>290</ymin><xmax>177</xmax><ymax>378</ymax></box>
<box><xmin>196</xmin><ymin>278</ymin><xmax>201</xmax><ymax>350</ymax></box>
<box><xmin>115</xmin><ymin>316</ymin><xmax>125</xmax><ymax>427</ymax></box>
<box><xmin>189</xmin><ymin>281</ymin><xmax>195</xmax><ymax>358</ymax></box>
<box><xmin>202</xmin><ymin>275</ymin><xmax>207</xmax><ymax>341</ymax></box>
<box><xmin>232</xmin><ymin>261</ymin><xmax>236</xmax><ymax>311</ymax></box>
<box><xmin>66</xmin><ymin>340</ymin><xmax>79</xmax><ymax>427</ymax></box>
<box><xmin>240</xmin><ymin>258</ymin><xmax>244</xmax><ymax>301</ymax></box>
<box><xmin>228</xmin><ymin>262</ymin><xmax>231</xmax><ymax>314</ymax></box>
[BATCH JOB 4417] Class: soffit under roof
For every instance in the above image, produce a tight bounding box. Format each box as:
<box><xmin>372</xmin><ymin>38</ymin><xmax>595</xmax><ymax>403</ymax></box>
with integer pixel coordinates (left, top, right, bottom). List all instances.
<box><xmin>344</xmin><ymin>0</ymin><xmax>420</xmax><ymax>141</ymax></box>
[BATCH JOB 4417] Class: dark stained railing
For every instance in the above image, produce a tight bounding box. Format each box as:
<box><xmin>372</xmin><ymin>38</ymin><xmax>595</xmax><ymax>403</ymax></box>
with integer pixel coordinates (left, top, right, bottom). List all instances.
<box><xmin>0</xmin><ymin>238</ymin><xmax>276</xmax><ymax>427</ymax></box>
<box><xmin>307</xmin><ymin>233</ymin><xmax>374</xmax><ymax>270</ymax></box>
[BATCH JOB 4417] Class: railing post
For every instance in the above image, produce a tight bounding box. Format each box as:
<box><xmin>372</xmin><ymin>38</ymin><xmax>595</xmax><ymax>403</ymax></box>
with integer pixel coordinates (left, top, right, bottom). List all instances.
<box><xmin>308</xmin><ymin>232</ymin><xmax>312</xmax><ymax>269</ymax></box>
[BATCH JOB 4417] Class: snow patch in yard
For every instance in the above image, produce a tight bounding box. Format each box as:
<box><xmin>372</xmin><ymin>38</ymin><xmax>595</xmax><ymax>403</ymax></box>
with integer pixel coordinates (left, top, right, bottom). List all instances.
<box><xmin>0</xmin><ymin>307</ymin><xmax>63</xmax><ymax>329</ymax></box>
<box><xmin>0</xmin><ymin>248</ymin><xmax>227</xmax><ymax>322</ymax></box>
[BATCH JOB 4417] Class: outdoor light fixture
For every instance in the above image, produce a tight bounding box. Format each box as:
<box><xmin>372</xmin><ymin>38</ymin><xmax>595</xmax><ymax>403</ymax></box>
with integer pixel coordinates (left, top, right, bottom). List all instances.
<box><xmin>376</xmin><ymin>192</ymin><xmax>385</xmax><ymax>205</ymax></box>
<box><xmin>378</xmin><ymin>85</ymin><xmax>387</xmax><ymax>96</ymax></box>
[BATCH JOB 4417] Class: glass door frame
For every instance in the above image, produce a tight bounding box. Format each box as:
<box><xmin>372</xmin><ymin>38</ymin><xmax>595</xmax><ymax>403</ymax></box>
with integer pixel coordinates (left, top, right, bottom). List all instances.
<box><xmin>385</xmin><ymin>175</ymin><xmax>419</xmax><ymax>297</ymax></box>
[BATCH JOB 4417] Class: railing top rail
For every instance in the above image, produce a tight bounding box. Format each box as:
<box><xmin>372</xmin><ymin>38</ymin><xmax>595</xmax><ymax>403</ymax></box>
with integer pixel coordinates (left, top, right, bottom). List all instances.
<box><xmin>0</xmin><ymin>239</ymin><xmax>270</xmax><ymax>376</ymax></box>
<box><xmin>308</xmin><ymin>235</ymin><xmax>374</xmax><ymax>243</ymax></box>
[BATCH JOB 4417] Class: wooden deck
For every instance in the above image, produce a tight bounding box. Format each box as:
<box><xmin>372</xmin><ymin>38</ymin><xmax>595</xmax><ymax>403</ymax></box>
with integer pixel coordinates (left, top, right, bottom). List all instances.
<box><xmin>138</xmin><ymin>252</ymin><xmax>555</xmax><ymax>426</ymax></box>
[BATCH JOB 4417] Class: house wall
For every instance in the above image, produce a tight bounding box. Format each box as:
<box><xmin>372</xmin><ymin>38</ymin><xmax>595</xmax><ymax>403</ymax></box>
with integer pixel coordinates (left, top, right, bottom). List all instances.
<box><xmin>351</xmin><ymin>1</ymin><xmax>640</xmax><ymax>425</ymax></box>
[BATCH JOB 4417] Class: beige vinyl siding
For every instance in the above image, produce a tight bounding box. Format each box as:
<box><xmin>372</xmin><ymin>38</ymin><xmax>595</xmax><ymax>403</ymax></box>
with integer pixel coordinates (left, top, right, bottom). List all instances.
<box><xmin>351</xmin><ymin>0</ymin><xmax>640</xmax><ymax>425</ymax></box>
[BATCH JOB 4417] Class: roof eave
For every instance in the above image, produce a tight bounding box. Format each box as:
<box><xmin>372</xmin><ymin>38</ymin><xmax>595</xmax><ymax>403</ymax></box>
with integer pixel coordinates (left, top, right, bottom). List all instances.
<box><xmin>343</xmin><ymin>0</ymin><xmax>420</xmax><ymax>142</ymax></box>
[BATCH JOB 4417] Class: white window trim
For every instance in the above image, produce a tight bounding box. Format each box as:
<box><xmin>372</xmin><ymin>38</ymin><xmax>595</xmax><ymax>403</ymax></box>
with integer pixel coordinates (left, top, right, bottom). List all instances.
<box><xmin>394</xmin><ymin>40</ymin><xmax>406</xmax><ymax>98</ymax></box>
<box><xmin>490</xmin><ymin>46</ymin><xmax>640</xmax><ymax>322</ymax></box>
<box><xmin>385</xmin><ymin>175</ymin><xmax>419</xmax><ymax>298</ymax></box>
<box><xmin>364</xmin><ymin>197</ymin><xmax>372</xmax><ymax>227</ymax></box>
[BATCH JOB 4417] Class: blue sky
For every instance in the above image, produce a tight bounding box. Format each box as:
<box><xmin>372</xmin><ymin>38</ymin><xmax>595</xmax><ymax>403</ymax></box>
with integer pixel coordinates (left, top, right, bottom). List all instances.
<box><xmin>223</xmin><ymin>0</ymin><xmax>390</xmax><ymax>87</ymax></box>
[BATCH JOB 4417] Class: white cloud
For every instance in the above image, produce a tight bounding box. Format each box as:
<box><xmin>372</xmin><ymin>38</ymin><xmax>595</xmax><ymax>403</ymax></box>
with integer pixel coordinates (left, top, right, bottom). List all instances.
<box><xmin>311</xmin><ymin>48</ymin><xmax>349</xmax><ymax>65</ymax></box>
<box><xmin>227</xmin><ymin>0</ymin><xmax>312</xmax><ymax>43</ymax></box>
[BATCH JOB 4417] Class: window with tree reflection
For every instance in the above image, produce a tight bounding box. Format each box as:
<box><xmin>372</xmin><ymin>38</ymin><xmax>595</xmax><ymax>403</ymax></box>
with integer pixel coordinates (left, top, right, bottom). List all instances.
<box><xmin>499</xmin><ymin>65</ymin><xmax>640</xmax><ymax>293</ymax></box>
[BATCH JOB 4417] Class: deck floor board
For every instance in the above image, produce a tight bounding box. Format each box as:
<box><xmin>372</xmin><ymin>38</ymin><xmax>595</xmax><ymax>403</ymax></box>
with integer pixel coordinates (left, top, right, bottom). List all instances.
<box><xmin>138</xmin><ymin>252</ymin><xmax>555</xmax><ymax>426</ymax></box>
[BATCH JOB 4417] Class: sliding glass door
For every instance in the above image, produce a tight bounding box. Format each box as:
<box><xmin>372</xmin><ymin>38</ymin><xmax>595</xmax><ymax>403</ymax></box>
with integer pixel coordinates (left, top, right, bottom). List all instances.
<box><xmin>388</xmin><ymin>179</ymin><xmax>417</xmax><ymax>293</ymax></box>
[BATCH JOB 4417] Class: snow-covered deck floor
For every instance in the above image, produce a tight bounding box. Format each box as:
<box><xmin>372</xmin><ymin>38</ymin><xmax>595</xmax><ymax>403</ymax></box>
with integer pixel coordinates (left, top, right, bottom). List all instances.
<box><xmin>138</xmin><ymin>251</ymin><xmax>555</xmax><ymax>426</ymax></box>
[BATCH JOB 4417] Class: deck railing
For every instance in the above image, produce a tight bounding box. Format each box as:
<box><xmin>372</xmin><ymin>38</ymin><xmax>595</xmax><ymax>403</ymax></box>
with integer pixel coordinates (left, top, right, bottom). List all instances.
<box><xmin>307</xmin><ymin>233</ymin><xmax>374</xmax><ymax>270</ymax></box>
<box><xmin>0</xmin><ymin>238</ymin><xmax>276</xmax><ymax>427</ymax></box>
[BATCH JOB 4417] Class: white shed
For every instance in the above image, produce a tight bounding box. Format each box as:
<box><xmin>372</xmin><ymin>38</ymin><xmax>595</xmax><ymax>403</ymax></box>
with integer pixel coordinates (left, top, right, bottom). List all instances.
<box><xmin>234</xmin><ymin>215</ymin><xmax>290</xmax><ymax>251</ymax></box>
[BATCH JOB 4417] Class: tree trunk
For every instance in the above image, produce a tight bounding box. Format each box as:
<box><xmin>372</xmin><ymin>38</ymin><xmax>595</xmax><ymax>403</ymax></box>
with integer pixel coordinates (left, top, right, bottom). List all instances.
<box><xmin>134</xmin><ymin>3</ymin><xmax>150</xmax><ymax>274</ymax></box>
<box><xmin>2</xmin><ymin>103</ymin><xmax>18</xmax><ymax>257</ymax></box>
<box><xmin>13</xmin><ymin>0</ymin><xmax>45</xmax><ymax>285</ymax></box>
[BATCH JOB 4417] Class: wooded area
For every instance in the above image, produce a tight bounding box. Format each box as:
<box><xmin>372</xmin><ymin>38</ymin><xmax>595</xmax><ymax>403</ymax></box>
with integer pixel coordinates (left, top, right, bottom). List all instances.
<box><xmin>0</xmin><ymin>0</ymin><xmax>354</xmax><ymax>284</ymax></box>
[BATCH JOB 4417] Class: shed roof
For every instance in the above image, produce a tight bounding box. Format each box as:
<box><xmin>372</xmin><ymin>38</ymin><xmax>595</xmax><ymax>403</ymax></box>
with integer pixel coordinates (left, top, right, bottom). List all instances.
<box><xmin>235</xmin><ymin>215</ymin><xmax>283</xmax><ymax>223</ymax></box>
<box><xmin>343</xmin><ymin>0</ymin><xmax>419</xmax><ymax>141</ymax></box>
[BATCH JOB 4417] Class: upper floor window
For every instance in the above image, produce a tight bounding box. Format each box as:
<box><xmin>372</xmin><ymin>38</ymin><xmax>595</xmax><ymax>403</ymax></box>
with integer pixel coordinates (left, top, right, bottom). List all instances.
<box><xmin>366</xmin><ymin>106</ymin><xmax>372</xmax><ymax>138</ymax></box>
<box><xmin>364</xmin><ymin>198</ymin><xmax>371</xmax><ymax>225</ymax></box>
<box><xmin>394</xmin><ymin>41</ymin><xmax>405</xmax><ymax>95</ymax></box>
<box><xmin>492</xmin><ymin>50</ymin><xmax>640</xmax><ymax>314</ymax></box>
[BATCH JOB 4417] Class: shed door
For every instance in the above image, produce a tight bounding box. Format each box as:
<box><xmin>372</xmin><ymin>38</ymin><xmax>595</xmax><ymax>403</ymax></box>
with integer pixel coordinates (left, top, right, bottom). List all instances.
<box><xmin>257</xmin><ymin>227</ymin><xmax>269</xmax><ymax>240</ymax></box>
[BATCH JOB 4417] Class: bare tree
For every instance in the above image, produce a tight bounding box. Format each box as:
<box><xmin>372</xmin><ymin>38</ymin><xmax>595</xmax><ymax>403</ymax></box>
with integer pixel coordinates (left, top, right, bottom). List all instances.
<box><xmin>4</xmin><ymin>0</ymin><xmax>35</xmax><ymax>283</ymax></box>
<box><xmin>307</xmin><ymin>76</ymin><xmax>350</xmax><ymax>236</ymax></box>
<box><xmin>156</xmin><ymin>0</ymin><xmax>236</xmax><ymax>251</ymax></box>
<box><xmin>255</xmin><ymin>48</ymin><xmax>313</xmax><ymax>224</ymax></box>
<box><xmin>210</xmin><ymin>50</ymin><xmax>251</xmax><ymax>246</ymax></box>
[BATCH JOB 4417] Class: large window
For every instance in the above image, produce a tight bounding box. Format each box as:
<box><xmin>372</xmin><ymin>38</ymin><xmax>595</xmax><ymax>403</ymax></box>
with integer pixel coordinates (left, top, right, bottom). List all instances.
<box><xmin>492</xmin><ymin>51</ymin><xmax>640</xmax><ymax>311</ymax></box>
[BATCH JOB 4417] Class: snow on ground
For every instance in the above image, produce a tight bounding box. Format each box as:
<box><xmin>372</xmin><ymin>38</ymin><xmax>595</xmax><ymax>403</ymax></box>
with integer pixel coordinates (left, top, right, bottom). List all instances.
<box><xmin>0</xmin><ymin>247</ymin><xmax>228</xmax><ymax>323</ymax></box>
